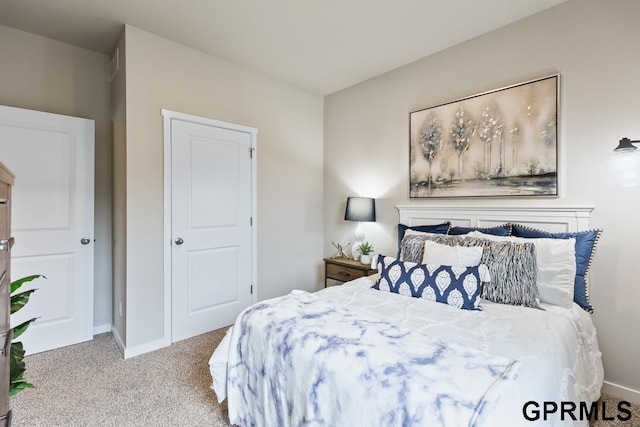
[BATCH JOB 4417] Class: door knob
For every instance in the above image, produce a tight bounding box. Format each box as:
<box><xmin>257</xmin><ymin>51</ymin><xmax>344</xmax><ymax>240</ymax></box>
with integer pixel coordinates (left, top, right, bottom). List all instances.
<box><xmin>80</xmin><ymin>238</ymin><xmax>91</xmax><ymax>245</ymax></box>
<box><xmin>0</xmin><ymin>238</ymin><xmax>14</xmax><ymax>252</ymax></box>
<box><xmin>175</xmin><ymin>237</ymin><xmax>184</xmax><ymax>245</ymax></box>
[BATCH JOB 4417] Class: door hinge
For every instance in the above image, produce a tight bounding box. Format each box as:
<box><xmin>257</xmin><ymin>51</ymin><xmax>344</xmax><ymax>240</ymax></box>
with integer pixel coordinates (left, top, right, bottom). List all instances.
<box><xmin>249</xmin><ymin>147</ymin><xmax>255</xmax><ymax>158</ymax></box>
<box><xmin>250</xmin><ymin>217</ymin><xmax>253</xmax><ymax>226</ymax></box>
<box><xmin>250</xmin><ymin>285</ymin><xmax>253</xmax><ymax>294</ymax></box>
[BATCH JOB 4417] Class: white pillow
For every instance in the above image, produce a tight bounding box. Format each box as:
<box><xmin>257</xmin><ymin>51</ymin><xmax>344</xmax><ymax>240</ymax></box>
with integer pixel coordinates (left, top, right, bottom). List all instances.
<box><xmin>467</xmin><ymin>231</ymin><xmax>576</xmax><ymax>308</ymax></box>
<box><xmin>421</xmin><ymin>240</ymin><xmax>483</xmax><ymax>267</ymax></box>
<box><xmin>404</xmin><ymin>229</ymin><xmax>444</xmax><ymax>237</ymax></box>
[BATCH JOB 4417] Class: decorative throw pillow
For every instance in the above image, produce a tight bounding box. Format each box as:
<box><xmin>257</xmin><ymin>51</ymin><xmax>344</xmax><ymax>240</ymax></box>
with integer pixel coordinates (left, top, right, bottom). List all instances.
<box><xmin>467</xmin><ymin>231</ymin><xmax>576</xmax><ymax>309</ymax></box>
<box><xmin>462</xmin><ymin>237</ymin><xmax>539</xmax><ymax>308</ymax></box>
<box><xmin>448</xmin><ymin>224</ymin><xmax>512</xmax><ymax>236</ymax></box>
<box><xmin>400</xmin><ymin>234</ymin><xmax>540</xmax><ymax>308</ymax></box>
<box><xmin>422</xmin><ymin>240</ymin><xmax>483</xmax><ymax>267</ymax></box>
<box><xmin>400</xmin><ymin>234</ymin><xmax>463</xmax><ymax>264</ymax></box>
<box><xmin>396</xmin><ymin>222</ymin><xmax>450</xmax><ymax>258</ymax></box>
<box><xmin>373</xmin><ymin>255</ymin><xmax>487</xmax><ymax>310</ymax></box>
<box><xmin>510</xmin><ymin>224</ymin><xmax>602</xmax><ymax>313</ymax></box>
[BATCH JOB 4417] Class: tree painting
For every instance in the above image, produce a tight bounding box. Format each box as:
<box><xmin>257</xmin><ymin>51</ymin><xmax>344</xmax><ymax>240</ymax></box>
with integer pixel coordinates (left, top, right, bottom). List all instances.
<box><xmin>476</xmin><ymin>101</ymin><xmax>504</xmax><ymax>177</ymax></box>
<box><xmin>409</xmin><ymin>75</ymin><xmax>558</xmax><ymax>198</ymax></box>
<box><xmin>448</xmin><ymin>105</ymin><xmax>474</xmax><ymax>177</ymax></box>
<box><xmin>418</xmin><ymin>112</ymin><xmax>442</xmax><ymax>194</ymax></box>
<box><xmin>541</xmin><ymin>114</ymin><xmax>556</xmax><ymax>170</ymax></box>
<box><xmin>510</xmin><ymin>122</ymin><xmax>521</xmax><ymax>173</ymax></box>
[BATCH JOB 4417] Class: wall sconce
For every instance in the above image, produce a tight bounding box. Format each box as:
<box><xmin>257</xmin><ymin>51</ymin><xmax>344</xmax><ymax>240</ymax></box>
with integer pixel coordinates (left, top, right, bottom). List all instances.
<box><xmin>601</xmin><ymin>137</ymin><xmax>640</xmax><ymax>187</ymax></box>
<box><xmin>344</xmin><ymin>197</ymin><xmax>376</xmax><ymax>260</ymax></box>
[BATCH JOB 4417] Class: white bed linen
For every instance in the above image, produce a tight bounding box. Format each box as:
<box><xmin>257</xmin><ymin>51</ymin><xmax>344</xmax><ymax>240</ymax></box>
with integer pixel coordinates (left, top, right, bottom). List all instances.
<box><xmin>210</xmin><ymin>276</ymin><xmax>603</xmax><ymax>427</ymax></box>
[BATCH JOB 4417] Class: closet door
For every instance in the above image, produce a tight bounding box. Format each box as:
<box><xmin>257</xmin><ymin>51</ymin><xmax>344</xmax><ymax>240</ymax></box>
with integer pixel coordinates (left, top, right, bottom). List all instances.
<box><xmin>167</xmin><ymin>113</ymin><xmax>255</xmax><ymax>342</ymax></box>
<box><xmin>0</xmin><ymin>105</ymin><xmax>94</xmax><ymax>355</ymax></box>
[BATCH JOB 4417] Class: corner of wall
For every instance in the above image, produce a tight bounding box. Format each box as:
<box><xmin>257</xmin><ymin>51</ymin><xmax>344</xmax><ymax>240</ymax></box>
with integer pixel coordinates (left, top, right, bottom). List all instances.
<box><xmin>110</xmin><ymin>27</ymin><xmax>127</xmax><ymax>347</ymax></box>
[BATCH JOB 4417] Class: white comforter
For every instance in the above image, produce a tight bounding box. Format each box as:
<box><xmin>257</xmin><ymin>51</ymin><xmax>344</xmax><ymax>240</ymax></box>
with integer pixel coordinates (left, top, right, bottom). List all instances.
<box><xmin>210</xmin><ymin>277</ymin><xmax>603</xmax><ymax>427</ymax></box>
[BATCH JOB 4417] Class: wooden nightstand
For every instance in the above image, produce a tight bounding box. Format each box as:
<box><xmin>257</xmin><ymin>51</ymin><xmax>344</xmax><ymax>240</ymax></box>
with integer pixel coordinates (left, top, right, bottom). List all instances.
<box><xmin>323</xmin><ymin>257</ymin><xmax>377</xmax><ymax>287</ymax></box>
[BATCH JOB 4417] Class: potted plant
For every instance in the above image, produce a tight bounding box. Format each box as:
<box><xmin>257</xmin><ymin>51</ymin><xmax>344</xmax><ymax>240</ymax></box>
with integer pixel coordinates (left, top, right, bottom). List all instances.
<box><xmin>10</xmin><ymin>274</ymin><xmax>44</xmax><ymax>396</ymax></box>
<box><xmin>358</xmin><ymin>242</ymin><xmax>374</xmax><ymax>265</ymax></box>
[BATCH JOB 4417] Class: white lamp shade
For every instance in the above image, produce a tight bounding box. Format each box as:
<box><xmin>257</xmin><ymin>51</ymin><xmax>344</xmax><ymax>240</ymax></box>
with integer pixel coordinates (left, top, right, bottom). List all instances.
<box><xmin>601</xmin><ymin>150</ymin><xmax>640</xmax><ymax>187</ymax></box>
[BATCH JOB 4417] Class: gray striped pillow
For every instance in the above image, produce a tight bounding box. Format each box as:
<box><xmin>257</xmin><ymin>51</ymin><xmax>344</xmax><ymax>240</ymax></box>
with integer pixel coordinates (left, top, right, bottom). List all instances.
<box><xmin>400</xmin><ymin>234</ymin><xmax>464</xmax><ymax>263</ymax></box>
<box><xmin>399</xmin><ymin>234</ymin><xmax>540</xmax><ymax>308</ymax></box>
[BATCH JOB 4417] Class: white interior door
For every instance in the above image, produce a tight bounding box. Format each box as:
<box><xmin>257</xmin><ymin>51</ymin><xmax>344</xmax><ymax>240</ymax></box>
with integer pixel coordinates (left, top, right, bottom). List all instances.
<box><xmin>0</xmin><ymin>105</ymin><xmax>94</xmax><ymax>355</ymax></box>
<box><xmin>170</xmin><ymin>116</ymin><xmax>254</xmax><ymax>342</ymax></box>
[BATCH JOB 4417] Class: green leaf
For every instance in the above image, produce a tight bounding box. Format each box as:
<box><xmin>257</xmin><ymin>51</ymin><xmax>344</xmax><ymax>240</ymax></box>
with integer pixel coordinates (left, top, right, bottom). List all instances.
<box><xmin>8</xmin><ymin>274</ymin><xmax>44</xmax><ymax>397</ymax></box>
<box><xmin>9</xmin><ymin>340</ymin><xmax>24</xmax><ymax>357</ymax></box>
<box><xmin>9</xmin><ymin>380</ymin><xmax>34</xmax><ymax>396</ymax></box>
<box><xmin>10</xmin><ymin>339</ymin><xmax>24</xmax><ymax>354</ymax></box>
<box><xmin>9</xmin><ymin>341</ymin><xmax>32</xmax><ymax>396</ymax></box>
<box><xmin>10</xmin><ymin>367</ymin><xmax>25</xmax><ymax>384</ymax></box>
<box><xmin>10</xmin><ymin>274</ymin><xmax>45</xmax><ymax>294</ymax></box>
<box><xmin>11</xmin><ymin>318</ymin><xmax>37</xmax><ymax>340</ymax></box>
<box><xmin>9</xmin><ymin>341</ymin><xmax>25</xmax><ymax>382</ymax></box>
<box><xmin>10</xmin><ymin>289</ymin><xmax>37</xmax><ymax>315</ymax></box>
<box><xmin>358</xmin><ymin>241</ymin><xmax>373</xmax><ymax>255</ymax></box>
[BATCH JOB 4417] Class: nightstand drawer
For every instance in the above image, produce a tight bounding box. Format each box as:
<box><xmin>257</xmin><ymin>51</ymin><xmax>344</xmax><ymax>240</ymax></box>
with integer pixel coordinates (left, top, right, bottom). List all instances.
<box><xmin>326</xmin><ymin>263</ymin><xmax>367</xmax><ymax>282</ymax></box>
<box><xmin>324</xmin><ymin>257</ymin><xmax>377</xmax><ymax>287</ymax></box>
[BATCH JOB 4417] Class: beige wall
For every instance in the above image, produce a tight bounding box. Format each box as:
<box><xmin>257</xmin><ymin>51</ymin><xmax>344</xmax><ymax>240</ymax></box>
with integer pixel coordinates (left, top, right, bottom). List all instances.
<box><xmin>122</xmin><ymin>25</ymin><xmax>324</xmax><ymax>348</ymax></box>
<box><xmin>324</xmin><ymin>0</ymin><xmax>640</xmax><ymax>398</ymax></box>
<box><xmin>0</xmin><ymin>25</ymin><xmax>113</xmax><ymax>331</ymax></box>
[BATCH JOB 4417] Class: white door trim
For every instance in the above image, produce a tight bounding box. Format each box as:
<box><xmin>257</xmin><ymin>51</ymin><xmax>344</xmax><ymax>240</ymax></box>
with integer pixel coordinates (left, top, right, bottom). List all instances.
<box><xmin>161</xmin><ymin>109</ymin><xmax>257</xmax><ymax>346</ymax></box>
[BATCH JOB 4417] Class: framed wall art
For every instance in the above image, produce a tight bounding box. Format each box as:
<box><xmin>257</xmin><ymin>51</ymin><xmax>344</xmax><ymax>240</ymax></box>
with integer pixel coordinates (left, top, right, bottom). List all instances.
<box><xmin>409</xmin><ymin>75</ymin><xmax>558</xmax><ymax>198</ymax></box>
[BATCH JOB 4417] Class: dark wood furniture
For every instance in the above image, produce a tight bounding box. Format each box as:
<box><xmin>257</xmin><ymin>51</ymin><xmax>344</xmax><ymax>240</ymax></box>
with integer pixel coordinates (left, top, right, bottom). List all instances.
<box><xmin>0</xmin><ymin>162</ymin><xmax>14</xmax><ymax>426</ymax></box>
<box><xmin>323</xmin><ymin>257</ymin><xmax>377</xmax><ymax>287</ymax></box>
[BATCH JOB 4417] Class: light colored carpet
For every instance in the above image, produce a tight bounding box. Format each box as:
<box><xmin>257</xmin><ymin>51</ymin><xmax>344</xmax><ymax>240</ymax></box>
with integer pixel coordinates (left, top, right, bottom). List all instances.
<box><xmin>10</xmin><ymin>329</ymin><xmax>233</xmax><ymax>426</ymax></box>
<box><xmin>590</xmin><ymin>394</ymin><xmax>640</xmax><ymax>427</ymax></box>
<box><xmin>10</xmin><ymin>328</ymin><xmax>639</xmax><ymax>426</ymax></box>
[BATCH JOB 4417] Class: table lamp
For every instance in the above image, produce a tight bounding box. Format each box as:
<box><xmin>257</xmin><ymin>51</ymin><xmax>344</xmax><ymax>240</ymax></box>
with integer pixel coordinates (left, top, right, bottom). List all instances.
<box><xmin>344</xmin><ymin>197</ymin><xmax>376</xmax><ymax>260</ymax></box>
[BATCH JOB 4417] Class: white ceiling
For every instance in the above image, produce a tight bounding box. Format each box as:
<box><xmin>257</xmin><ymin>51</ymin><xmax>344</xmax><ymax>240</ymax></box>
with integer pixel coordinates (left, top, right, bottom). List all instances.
<box><xmin>0</xmin><ymin>0</ymin><xmax>566</xmax><ymax>95</ymax></box>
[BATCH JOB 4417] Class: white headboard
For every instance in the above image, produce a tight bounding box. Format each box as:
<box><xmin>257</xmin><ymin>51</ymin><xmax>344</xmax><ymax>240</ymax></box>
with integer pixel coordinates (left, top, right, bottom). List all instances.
<box><xmin>396</xmin><ymin>205</ymin><xmax>594</xmax><ymax>233</ymax></box>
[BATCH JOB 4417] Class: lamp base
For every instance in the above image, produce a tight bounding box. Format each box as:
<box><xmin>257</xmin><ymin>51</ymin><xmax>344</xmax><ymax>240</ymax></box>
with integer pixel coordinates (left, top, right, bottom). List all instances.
<box><xmin>351</xmin><ymin>241</ymin><xmax>362</xmax><ymax>261</ymax></box>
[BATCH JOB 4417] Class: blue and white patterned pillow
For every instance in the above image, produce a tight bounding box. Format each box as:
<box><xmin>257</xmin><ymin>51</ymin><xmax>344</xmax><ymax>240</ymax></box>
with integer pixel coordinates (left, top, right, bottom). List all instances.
<box><xmin>372</xmin><ymin>255</ymin><xmax>488</xmax><ymax>311</ymax></box>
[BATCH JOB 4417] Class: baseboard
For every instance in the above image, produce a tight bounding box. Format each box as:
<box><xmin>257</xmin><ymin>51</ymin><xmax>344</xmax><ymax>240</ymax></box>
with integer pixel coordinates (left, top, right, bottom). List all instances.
<box><xmin>106</xmin><ymin>326</ymin><xmax>170</xmax><ymax>359</ymax></box>
<box><xmin>122</xmin><ymin>337</ymin><xmax>170</xmax><ymax>359</ymax></box>
<box><xmin>602</xmin><ymin>381</ymin><xmax>640</xmax><ymax>405</ymax></box>
<box><xmin>93</xmin><ymin>324</ymin><xmax>112</xmax><ymax>335</ymax></box>
<box><xmin>111</xmin><ymin>327</ymin><xmax>126</xmax><ymax>356</ymax></box>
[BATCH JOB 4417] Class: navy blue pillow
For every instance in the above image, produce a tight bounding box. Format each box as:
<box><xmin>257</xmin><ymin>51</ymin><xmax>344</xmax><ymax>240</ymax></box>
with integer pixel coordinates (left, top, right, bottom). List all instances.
<box><xmin>373</xmin><ymin>255</ymin><xmax>484</xmax><ymax>310</ymax></box>
<box><xmin>397</xmin><ymin>223</ymin><xmax>450</xmax><ymax>258</ymax></box>
<box><xmin>448</xmin><ymin>224</ymin><xmax>511</xmax><ymax>236</ymax></box>
<box><xmin>511</xmin><ymin>224</ymin><xmax>602</xmax><ymax>313</ymax></box>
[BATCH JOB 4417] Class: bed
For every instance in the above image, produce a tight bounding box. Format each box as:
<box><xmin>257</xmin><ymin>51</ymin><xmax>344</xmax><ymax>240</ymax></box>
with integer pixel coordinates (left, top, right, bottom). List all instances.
<box><xmin>209</xmin><ymin>205</ymin><xmax>604</xmax><ymax>427</ymax></box>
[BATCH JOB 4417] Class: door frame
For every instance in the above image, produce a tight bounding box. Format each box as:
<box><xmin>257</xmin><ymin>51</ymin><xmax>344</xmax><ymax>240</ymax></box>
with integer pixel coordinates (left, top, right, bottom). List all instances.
<box><xmin>161</xmin><ymin>109</ymin><xmax>257</xmax><ymax>344</ymax></box>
